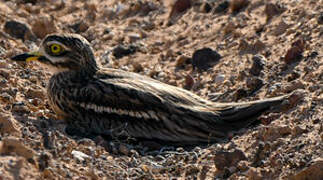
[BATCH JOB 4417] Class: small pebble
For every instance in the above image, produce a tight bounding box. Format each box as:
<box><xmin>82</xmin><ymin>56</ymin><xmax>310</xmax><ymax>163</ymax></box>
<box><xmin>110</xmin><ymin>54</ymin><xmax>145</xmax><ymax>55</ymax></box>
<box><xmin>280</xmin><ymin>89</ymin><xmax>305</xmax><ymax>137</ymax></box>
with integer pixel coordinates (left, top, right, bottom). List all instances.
<box><xmin>214</xmin><ymin>0</ymin><xmax>229</xmax><ymax>13</ymax></box>
<box><xmin>284</xmin><ymin>39</ymin><xmax>305</xmax><ymax>64</ymax></box>
<box><xmin>192</xmin><ymin>48</ymin><xmax>221</xmax><ymax>70</ymax></box>
<box><xmin>234</xmin><ymin>89</ymin><xmax>248</xmax><ymax>101</ymax></box>
<box><xmin>12</xmin><ymin>102</ymin><xmax>30</xmax><ymax>114</ymax></box>
<box><xmin>246</xmin><ymin>77</ymin><xmax>263</xmax><ymax>92</ymax></box>
<box><xmin>71</xmin><ymin>150</ymin><xmax>91</xmax><ymax>163</ymax></box>
<box><xmin>69</xmin><ymin>20</ymin><xmax>89</xmax><ymax>33</ymax></box>
<box><xmin>112</xmin><ymin>45</ymin><xmax>137</xmax><ymax>59</ymax></box>
<box><xmin>264</xmin><ymin>3</ymin><xmax>285</xmax><ymax>21</ymax></box>
<box><xmin>184</xmin><ymin>74</ymin><xmax>194</xmax><ymax>90</ymax></box>
<box><xmin>169</xmin><ymin>0</ymin><xmax>192</xmax><ymax>19</ymax></box>
<box><xmin>317</xmin><ymin>12</ymin><xmax>323</xmax><ymax>24</ymax></box>
<box><xmin>249</xmin><ymin>55</ymin><xmax>265</xmax><ymax>76</ymax></box>
<box><xmin>214</xmin><ymin>74</ymin><xmax>225</xmax><ymax>84</ymax></box>
<box><xmin>175</xmin><ymin>55</ymin><xmax>190</xmax><ymax>68</ymax></box>
<box><xmin>200</xmin><ymin>2</ymin><xmax>212</xmax><ymax>13</ymax></box>
<box><xmin>229</xmin><ymin>0</ymin><xmax>249</xmax><ymax>14</ymax></box>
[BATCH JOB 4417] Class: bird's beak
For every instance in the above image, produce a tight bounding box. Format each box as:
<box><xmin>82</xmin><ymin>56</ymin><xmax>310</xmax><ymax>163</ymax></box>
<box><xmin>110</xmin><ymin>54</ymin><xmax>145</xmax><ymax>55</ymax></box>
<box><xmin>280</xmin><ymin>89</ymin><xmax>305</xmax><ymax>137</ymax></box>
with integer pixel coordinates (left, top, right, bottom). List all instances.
<box><xmin>11</xmin><ymin>51</ymin><xmax>47</xmax><ymax>63</ymax></box>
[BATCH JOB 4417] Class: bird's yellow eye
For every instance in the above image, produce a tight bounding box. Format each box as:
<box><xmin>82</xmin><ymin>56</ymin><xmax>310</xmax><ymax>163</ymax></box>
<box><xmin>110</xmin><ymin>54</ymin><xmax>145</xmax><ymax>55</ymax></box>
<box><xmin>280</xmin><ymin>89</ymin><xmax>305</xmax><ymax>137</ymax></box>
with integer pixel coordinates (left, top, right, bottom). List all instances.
<box><xmin>50</xmin><ymin>44</ymin><xmax>63</xmax><ymax>54</ymax></box>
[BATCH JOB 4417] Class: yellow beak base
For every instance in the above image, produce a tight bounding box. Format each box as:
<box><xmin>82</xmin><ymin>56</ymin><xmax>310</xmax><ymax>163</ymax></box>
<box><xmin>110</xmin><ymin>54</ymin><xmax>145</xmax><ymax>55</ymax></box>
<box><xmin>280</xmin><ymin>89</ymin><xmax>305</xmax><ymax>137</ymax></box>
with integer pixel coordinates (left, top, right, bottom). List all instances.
<box><xmin>11</xmin><ymin>52</ymin><xmax>42</xmax><ymax>62</ymax></box>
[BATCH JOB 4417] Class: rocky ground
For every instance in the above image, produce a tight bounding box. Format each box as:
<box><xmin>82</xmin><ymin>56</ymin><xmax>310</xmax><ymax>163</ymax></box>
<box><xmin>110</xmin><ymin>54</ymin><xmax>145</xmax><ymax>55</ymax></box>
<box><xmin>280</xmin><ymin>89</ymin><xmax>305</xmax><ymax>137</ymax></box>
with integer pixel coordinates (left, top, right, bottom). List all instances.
<box><xmin>0</xmin><ymin>0</ymin><xmax>322</xmax><ymax>179</ymax></box>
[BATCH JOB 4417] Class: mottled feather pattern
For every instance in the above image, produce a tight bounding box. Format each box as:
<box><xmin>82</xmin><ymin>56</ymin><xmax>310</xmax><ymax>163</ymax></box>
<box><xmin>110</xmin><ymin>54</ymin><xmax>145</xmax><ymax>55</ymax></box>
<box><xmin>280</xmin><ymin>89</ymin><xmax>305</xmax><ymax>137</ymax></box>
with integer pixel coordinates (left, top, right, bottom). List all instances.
<box><xmin>48</xmin><ymin>67</ymin><xmax>287</xmax><ymax>143</ymax></box>
<box><xmin>14</xmin><ymin>33</ymin><xmax>290</xmax><ymax>144</ymax></box>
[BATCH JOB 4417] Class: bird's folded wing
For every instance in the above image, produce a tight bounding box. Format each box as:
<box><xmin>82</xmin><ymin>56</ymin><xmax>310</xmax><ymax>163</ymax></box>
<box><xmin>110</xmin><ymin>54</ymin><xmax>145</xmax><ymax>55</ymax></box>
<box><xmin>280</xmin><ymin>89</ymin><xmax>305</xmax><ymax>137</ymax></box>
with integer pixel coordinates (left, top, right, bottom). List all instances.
<box><xmin>68</xmin><ymin>76</ymin><xmax>229</xmax><ymax>141</ymax></box>
<box><xmin>66</xmin><ymin>71</ymin><xmax>219</xmax><ymax>124</ymax></box>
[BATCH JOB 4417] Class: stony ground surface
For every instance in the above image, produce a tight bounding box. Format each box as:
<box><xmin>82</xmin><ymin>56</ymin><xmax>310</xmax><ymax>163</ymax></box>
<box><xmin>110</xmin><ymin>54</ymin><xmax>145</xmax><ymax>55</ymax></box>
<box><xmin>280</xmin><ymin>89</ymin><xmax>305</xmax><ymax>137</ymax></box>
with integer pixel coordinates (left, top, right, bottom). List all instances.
<box><xmin>0</xmin><ymin>0</ymin><xmax>322</xmax><ymax>179</ymax></box>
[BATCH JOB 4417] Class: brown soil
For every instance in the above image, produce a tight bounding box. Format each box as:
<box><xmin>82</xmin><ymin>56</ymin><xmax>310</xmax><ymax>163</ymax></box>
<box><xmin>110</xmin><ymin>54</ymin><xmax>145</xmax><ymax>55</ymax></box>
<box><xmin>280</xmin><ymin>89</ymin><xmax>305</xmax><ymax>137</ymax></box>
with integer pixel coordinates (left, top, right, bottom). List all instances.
<box><xmin>0</xmin><ymin>0</ymin><xmax>322</xmax><ymax>179</ymax></box>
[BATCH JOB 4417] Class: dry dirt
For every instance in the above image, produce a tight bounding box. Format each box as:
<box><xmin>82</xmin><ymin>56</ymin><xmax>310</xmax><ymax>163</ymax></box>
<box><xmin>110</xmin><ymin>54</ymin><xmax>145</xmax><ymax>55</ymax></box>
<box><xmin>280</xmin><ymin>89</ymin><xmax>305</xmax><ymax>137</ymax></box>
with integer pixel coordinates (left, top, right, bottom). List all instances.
<box><xmin>0</xmin><ymin>0</ymin><xmax>322</xmax><ymax>179</ymax></box>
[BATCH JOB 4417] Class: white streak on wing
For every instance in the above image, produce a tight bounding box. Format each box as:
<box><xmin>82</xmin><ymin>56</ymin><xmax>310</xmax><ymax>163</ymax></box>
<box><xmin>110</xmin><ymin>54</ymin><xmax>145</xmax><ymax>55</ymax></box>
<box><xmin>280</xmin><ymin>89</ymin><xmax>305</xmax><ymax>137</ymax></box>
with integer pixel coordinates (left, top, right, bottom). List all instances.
<box><xmin>129</xmin><ymin>111</ymin><xmax>135</xmax><ymax>117</ymax></box>
<box><xmin>134</xmin><ymin>112</ymin><xmax>141</xmax><ymax>118</ymax></box>
<box><xmin>124</xmin><ymin>110</ymin><xmax>130</xmax><ymax>116</ymax></box>
<box><xmin>157</xmin><ymin>112</ymin><xmax>168</xmax><ymax>122</ymax></box>
<box><xmin>141</xmin><ymin>112</ymin><xmax>150</xmax><ymax>119</ymax></box>
<box><xmin>91</xmin><ymin>104</ymin><xmax>97</xmax><ymax>111</ymax></box>
<box><xmin>117</xmin><ymin>109</ymin><xmax>122</xmax><ymax>115</ymax></box>
<box><xmin>98</xmin><ymin>106</ymin><xmax>104</xmax><ymax>113</ymax></box>
<box><xmin>79</xmin><ymin>103</ymin><xmax>86</xmax><ymax>108</ymax></box>
<box><xmin>148</xmin><ymin>110</ymin><xmax>159</xmax><ymax>121</ymax></box>
<box><xmin>77</xmin><ymin>102</ymin><xmax>161</xmax><ymax>121</ymax></box>
<box><xmin>118</xmin><ymin>109</ymin><xmax>125</xmax><ymax>115</ymax></box>
<box><xmin>108</xmin><ymin>107</ymin><xmax>112</xmax><ymax>113</ymax></box>
<box><xmin>104</xmin><ymin>107</ymin><xmax>111</xmax><ymax>113</ymax></box>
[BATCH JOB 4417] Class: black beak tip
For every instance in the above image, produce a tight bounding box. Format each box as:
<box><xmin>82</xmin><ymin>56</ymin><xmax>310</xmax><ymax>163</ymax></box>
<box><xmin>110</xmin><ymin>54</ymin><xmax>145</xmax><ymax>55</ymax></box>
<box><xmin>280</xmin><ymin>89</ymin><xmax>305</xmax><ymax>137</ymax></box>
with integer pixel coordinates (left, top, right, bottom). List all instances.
<box><xmin>11</xmin><ymin>53</ymin><xmax>31</xmax><ymax>61</ymax></box>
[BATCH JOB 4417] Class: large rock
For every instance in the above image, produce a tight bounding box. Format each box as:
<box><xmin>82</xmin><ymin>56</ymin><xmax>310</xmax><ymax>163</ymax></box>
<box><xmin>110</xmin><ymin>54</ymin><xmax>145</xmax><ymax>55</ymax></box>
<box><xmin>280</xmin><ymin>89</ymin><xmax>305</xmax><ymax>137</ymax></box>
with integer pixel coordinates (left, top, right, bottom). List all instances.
<box><xmin>3</xmin><ymin>20</ymin><xmax>36</xmax><ymax>41</ymax></box>
<box><xmin>290</xmin><ymin>158</ymin><xmax>323</xmax><ymax>180</ymax></box>
<box><xmin>31</xmin><ymin>15</ymin><xmax>57</xmax><ymax>39</ymax></box>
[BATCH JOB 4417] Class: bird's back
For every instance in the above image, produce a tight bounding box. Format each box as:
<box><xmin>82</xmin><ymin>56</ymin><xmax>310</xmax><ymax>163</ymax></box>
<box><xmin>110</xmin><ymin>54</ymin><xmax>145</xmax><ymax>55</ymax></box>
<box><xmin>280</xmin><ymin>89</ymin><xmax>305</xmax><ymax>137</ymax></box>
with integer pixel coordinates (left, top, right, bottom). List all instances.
<box><xmin>47</xmin><ymin>68</ymin><xmax>289</xmax><ymax>144</ymax></box>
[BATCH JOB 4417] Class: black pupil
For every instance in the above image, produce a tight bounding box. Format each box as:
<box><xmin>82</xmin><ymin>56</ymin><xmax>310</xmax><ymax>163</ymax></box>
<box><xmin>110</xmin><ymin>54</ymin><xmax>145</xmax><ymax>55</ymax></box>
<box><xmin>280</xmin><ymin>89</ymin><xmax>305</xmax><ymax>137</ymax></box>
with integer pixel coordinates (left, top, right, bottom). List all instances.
<box><xmin>53</xmin><ymin>46</ymin><xmax>58</xmax><ymax>50</ymax></box>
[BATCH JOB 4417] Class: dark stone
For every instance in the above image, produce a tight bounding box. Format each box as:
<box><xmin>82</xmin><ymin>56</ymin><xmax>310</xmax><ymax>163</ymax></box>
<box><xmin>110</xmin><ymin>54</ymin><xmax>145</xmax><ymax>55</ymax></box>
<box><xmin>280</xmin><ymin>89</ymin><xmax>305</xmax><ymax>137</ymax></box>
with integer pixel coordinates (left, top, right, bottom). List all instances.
<box><xmin>38</xmin><ymin>152</ymin><xmax>51</xmax><ymax>171</ymax></box>
<box><xmin>43</xmin><ymin>130</ymin><xmax>55</xmax><ymax>149</ymax></box>
<box><xmin>192</xmin><ymin>48</ymin><xmax>221</xmax><ymax>70</ymax></box>
<box><xmin>0</xmin><ymin>78</ymin><xmax>8</xmax><ymax>88</ymax></box>
<box><xmin>214</xmin><ymin>149</ymin><xmax>247</xmax><ymax>170</ymax></box>
<box><xmin>103</xmin><ymin>28</ymin><xmax>111</xmax><ymax>34</ymax></box>
<box><xmin>250</xmin><ymin>55</ymin><xmax>265</xmax><ymax>76</ymax></box>
<box><xmin>184</xmin><ymin>74</ymin><xmax>194</xmax><ymax>90</ymax></box>
<box><xmin>287</xmin><ymin>71</ymin><xmax>300</xmax><ymax>82</ymax></box>
<box><xmin>171</xmin><ymin>0</ymin><xmax>192</xmax><ymax>14</ymax></box>
<box><xmin>234</xmin><ymin>88</ymin><xmax>248</xmax><ymax>101</ymax></box>
<box><xmin>284</xmin><ymin>39</ymin><xmax>305</xmax><ymax>64</ymax></box>
<box><xmin>0</xmin><ymin>69</ymin><xmax>10</xmax><ymax>79</ymax></box>
<box><xmin>4</xmin><ymin>20</ymin><xmax>36</xmax><ymax>41</ymax></box>
<box><xmin>69</xmin><ymin>20</ymin><xmax>89</xmax><ymax>33</ymax></box>
<box><xmin>246</xmin><ymin>77</ymin><xmax>264</xmax><ymax>93</ymax></box>
<box><xmin>264</xmin><ymin>3</ymin><xmax>285</xmax><ymax>21</ymax></box>
<box><xmin>21</xmin><ymin>0</ymin><xmax>38</xmax><ymax>4</ymax></box>
<box><xmin>318</xmin><ymin>12</ymin><xmax>323</xmax><ymax>24</ymax></box>
<box><xmin>214</xmin><ymin>0</ymin><xmax>229</xmax><ymax>13</ymax></box>
<box><xmin>251</xmin><ymin>141</ymin><xmax>269</xmax><ymax>167</ymax></box>
<box><xmin>308</xmin><ymin>51</ymin><xmax>318</xmax><ymax>59</ymax></box>
<box><xmin>137</xmin><ymin>2</ymin><xmax>158</xmax><ymax>17</ymax></box>
<box><xmin>255</xmin><ymin>25</ymin><xmax>265</xmax><ymax>36</ymax></box>
<box><xmin>11</xmin><ymin>101</ymin><xmax>30</xmax><ymax>115</ymax></box>
<box><xmin>229</xmin><ymin>0</ymin><xmax>249</xmax><ymax>14</ymax></box>
<box><xmin>112</xmin><ymin>45</ymin><xmax>137</xmax><ymax>59</ymax></box>
<box><xmin>200</xmin><ymin>2</ymin><xmax>212</xmax><ymax>13</ymax></box>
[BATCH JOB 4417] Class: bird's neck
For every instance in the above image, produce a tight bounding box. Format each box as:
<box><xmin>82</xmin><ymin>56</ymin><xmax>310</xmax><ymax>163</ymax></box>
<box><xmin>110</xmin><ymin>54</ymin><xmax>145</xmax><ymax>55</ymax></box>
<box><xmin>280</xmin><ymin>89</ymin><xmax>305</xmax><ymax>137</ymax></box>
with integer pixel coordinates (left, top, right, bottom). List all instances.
<box><xmin>51</xmin><ymin>68</ymin><xmax>97</xmax><ymax>84</ymax></box>
<box><xmin>84</xmin><ymin>60</ymin><xmax>99</xmax><ymax>75</ymax></box>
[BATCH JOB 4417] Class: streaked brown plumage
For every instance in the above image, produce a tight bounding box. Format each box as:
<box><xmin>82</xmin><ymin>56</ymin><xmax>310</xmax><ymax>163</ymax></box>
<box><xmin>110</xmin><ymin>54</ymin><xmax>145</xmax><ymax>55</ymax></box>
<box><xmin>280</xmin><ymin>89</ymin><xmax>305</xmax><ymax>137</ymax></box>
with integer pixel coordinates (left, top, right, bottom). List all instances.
<box><xmin>12</xmin><ymin>33</ymin><xmax>289</xmax><ymax>144</ymax></box>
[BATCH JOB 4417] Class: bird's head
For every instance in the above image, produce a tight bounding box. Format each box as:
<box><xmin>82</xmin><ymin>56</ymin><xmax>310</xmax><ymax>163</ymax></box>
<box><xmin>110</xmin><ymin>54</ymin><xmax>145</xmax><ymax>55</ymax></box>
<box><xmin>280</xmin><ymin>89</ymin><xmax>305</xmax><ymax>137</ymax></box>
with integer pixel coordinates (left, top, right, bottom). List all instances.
<box><xmin>12</xmin><ymin>33</ymin><xmax>98</xmax><ymax>74</ymax></box>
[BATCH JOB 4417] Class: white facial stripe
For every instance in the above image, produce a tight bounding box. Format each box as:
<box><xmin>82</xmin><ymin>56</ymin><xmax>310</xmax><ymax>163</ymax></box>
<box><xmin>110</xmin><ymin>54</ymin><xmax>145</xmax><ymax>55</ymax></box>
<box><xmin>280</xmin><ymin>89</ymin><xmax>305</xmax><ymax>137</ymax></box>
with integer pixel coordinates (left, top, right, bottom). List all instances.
<box><xmin>46</xmin><ymin>41</ymin><xmax>70</xmax><ymax>51</ymax></box>
<box><xmin>38</xmin><ymin>45</ymin><xmax>46</xmax><ymax>56</ymax></box>
<box><xmin>77</xmin><ymin>102</ymin><xmax>162</xmax><ymax>121</ymax></box>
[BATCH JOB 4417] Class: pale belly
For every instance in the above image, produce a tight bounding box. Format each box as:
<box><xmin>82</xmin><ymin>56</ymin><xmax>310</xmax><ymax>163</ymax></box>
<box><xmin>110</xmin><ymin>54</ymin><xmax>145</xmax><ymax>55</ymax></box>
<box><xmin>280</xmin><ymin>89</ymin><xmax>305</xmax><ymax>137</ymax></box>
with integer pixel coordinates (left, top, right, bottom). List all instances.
<box><xmin>47</xmin><ymin>94</ymin><xmax>69</xmax><ymax>120</ymax></box>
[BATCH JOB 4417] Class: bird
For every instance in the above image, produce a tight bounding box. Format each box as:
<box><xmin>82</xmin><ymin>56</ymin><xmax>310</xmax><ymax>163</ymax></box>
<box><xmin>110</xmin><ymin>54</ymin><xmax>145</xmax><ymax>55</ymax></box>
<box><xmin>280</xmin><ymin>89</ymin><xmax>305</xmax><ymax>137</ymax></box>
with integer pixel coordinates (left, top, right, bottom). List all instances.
<box><xmin>11</xmin><ymin>33</ymin><xmax>290</xmax><ymax>145</ymax></box>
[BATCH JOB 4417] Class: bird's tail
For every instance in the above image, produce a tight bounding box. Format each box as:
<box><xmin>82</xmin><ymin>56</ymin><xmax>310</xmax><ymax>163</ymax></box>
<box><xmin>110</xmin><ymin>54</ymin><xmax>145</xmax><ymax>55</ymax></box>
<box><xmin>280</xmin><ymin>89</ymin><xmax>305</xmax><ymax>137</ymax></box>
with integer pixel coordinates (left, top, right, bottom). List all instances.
<box><xmin>213</xmin><ymin>93</ymin><xmax>291</xmax><ymax>131</ymax></box>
